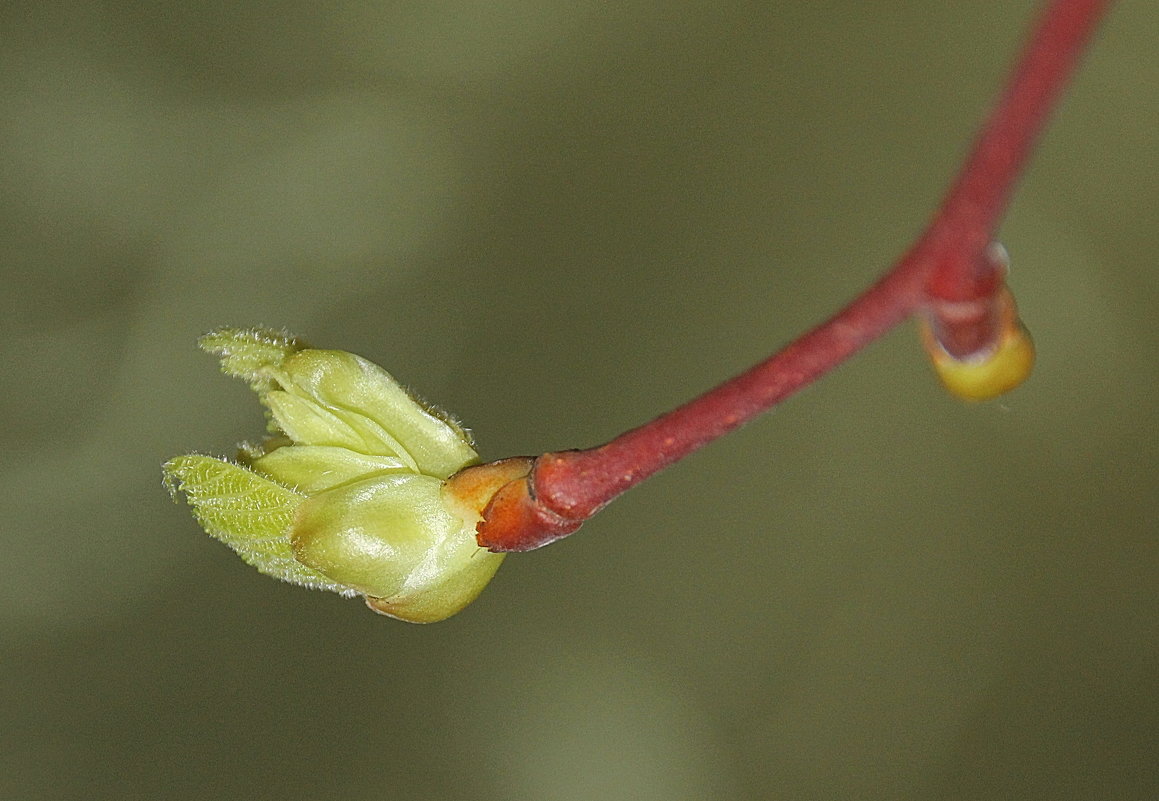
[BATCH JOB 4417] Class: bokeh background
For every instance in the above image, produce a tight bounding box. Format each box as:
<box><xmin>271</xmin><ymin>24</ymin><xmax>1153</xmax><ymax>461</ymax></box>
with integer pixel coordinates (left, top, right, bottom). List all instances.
<box><xmin>3</xmin><ymin>1</ymin><xmax>1156</xmax><ymax>798</ymax></box>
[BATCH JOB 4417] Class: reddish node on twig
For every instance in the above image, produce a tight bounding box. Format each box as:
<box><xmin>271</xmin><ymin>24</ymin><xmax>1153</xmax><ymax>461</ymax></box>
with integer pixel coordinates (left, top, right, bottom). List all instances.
<box><xmin>447</xmin><ymin>456</ymin><xmax>585</xmax><ymax>552</ymax></box>
<box><xmin>920</xmin><ymin>244</ymin><xmax>1035</xmax><ymax>401</ymax></box>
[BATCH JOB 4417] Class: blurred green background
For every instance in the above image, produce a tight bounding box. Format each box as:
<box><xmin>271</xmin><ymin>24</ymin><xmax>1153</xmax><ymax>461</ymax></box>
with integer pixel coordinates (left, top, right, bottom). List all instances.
<box><xmin>3</xmin><ymin>1</ymin><xmax>1156</xmax><ymax>798</ymax></box>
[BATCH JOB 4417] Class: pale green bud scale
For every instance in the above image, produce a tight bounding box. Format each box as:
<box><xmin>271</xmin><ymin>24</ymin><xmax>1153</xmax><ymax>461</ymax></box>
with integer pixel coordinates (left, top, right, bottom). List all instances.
<box><xmin>263</xmin><ymin>389</ymin><xmax>382</xmax><ymax>456</ymax></box>
<box><xmin>291</xmin><ymin>474</ymin><xmax>503</xmax><ymax>621</ymax></box>
<box><xmin>269</xmin><ymin>349</ymin><xmax>477</xmax><ymax>479</ymax></box>
<box><xmin>246</xmin><ymin>445</ymin><xmax>409</xmax><ymax>494</ymax></box>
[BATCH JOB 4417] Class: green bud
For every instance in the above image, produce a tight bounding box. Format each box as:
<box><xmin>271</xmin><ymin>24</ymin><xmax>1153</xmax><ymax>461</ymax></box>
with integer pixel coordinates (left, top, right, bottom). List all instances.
<box><xmin>164</xmin><ymin>327</ymin><xmax>504</xmax><ymax>623</ymax></box>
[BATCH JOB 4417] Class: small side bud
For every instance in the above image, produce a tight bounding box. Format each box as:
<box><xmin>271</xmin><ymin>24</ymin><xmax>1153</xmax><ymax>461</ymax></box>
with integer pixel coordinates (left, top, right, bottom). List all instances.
<box><xmin>921</xmin><ymin>288</ymin><xmax>1035</xmax><ymax>401</ymax></box>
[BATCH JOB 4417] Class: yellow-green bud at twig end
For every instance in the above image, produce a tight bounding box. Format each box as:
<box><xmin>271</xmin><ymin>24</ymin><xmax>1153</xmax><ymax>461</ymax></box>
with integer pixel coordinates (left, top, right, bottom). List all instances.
<box><xmin>164</xmin><ymin>327</ymin><xmax>503</xmax><ymax>623</ymax></box>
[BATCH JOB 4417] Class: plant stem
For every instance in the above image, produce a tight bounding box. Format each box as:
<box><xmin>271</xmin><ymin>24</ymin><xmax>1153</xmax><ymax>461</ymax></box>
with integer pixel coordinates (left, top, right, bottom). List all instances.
<box><xmin>924</xmin><ymin>0</ymin><xmax>1113</xmax><ymax>302</ymax></box>
<box><xmin>471</xmin><ymin>0</ymin><xmax>1114</xmax><ymax>551</ymax></box>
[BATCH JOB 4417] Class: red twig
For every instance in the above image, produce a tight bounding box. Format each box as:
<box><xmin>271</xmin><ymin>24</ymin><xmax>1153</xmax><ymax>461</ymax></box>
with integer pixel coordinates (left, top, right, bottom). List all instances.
<box><xmin>463</xmin><ymin>0</ymin><xmax>1113</xmax><ymax>552</ymax></box>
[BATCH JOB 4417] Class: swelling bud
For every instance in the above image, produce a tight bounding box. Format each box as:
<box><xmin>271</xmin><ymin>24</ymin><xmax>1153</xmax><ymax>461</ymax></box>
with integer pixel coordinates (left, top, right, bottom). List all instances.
<box><xmin>164</xmin><ymin>327</ymin><xmax>504</xmax><ymax>622</ymax></box>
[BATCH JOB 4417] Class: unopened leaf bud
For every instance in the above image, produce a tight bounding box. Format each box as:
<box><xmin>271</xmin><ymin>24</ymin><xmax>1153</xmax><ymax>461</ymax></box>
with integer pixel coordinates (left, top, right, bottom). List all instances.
<box><xmin>164</xmin><ymin>327</ymin><xmax>504</xmax><ymax>622</ymax></box>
